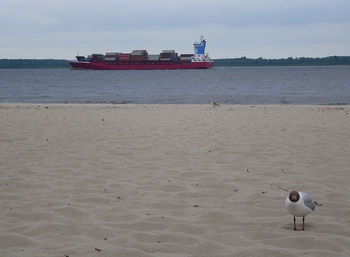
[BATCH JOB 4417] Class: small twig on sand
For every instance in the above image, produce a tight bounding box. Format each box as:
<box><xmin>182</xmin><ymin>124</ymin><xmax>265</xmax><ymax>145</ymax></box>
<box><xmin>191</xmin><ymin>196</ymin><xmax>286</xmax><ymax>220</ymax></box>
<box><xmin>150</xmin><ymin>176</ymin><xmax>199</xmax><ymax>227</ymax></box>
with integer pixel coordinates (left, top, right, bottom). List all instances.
<box><xmin>277</xmin><ymin>185</ymin><xmax>289</xmax><ymax>192</ymax></box>
<box><xmin>271</xmin><ymin>184</ymin><xmax>289</xmax><ymax>192</ymax></box>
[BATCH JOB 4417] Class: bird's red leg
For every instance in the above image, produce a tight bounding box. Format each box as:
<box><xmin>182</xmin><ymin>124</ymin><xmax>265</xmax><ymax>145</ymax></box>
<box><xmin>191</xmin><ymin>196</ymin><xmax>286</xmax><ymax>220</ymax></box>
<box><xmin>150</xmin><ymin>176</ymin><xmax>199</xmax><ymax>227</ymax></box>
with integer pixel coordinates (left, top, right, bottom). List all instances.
<box><xmin>302</xmin><ymin>216</ymin><xmax>305</xmax><ymax>230</ymax></box>
<box><xmin>294</xmin><ymin>216</ymin><xmax>296</xmax><ymax>230</ymax></box>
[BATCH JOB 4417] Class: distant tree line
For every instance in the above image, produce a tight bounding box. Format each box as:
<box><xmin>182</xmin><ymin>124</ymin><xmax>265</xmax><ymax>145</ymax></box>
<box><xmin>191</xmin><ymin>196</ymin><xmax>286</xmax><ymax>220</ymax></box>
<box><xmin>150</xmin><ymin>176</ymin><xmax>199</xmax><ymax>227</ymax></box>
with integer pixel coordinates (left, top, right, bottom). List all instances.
<box><xmin>0</xmin><ymin>56</ymin><xmax>349</xmax><ymax>68</ymax></box>
<box><xmin>0</xmin><ymin>59</ymin><xmax>70</xmax><ymax>68</ymax></box>
<box><xmin>214</xmin><ymin>56</ymin><xmax>350</xmax><ymax>67</ymax></box>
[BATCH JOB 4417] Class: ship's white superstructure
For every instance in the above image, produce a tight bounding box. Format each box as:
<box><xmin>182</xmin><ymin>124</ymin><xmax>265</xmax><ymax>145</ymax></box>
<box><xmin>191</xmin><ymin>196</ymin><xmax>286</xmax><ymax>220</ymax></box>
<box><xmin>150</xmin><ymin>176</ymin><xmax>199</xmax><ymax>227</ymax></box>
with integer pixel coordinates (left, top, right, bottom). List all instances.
<box><xmin>192</xmin><ymin>36</ymin><xmax>212</xmax><ymax>63</ymax></box>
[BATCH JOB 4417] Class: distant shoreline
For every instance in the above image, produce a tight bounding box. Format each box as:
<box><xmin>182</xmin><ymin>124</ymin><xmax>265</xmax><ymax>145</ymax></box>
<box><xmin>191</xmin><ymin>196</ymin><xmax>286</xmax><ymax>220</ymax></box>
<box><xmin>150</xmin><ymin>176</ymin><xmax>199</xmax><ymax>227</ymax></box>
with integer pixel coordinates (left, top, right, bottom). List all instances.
<box><xmin>214</xmin><ymin>56</ymin><xmax>350</xmax><ymax>67</ymax></box>
<box><xmin>0</xmin><ymin>56</ymin><xmax>349</xmax><ymax>68</ymax></box>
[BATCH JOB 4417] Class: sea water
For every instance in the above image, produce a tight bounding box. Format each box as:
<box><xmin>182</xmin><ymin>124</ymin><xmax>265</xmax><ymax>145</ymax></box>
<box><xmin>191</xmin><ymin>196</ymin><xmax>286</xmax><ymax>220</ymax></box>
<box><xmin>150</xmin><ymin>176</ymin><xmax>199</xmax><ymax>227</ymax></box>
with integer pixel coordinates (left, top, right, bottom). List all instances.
<box><xmin>0</xmin><ymin>66</ymin><xmax>349</xmax><ymax>104</ymax></box>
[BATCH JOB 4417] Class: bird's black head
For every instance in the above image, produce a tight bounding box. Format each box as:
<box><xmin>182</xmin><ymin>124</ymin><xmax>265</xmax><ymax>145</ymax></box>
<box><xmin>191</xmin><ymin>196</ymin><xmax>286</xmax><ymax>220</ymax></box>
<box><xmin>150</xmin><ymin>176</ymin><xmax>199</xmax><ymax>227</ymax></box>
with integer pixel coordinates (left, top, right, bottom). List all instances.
<box><xmin>289</xmin><ymin>191</ymin><xmax>300</xmax><ymax>202</ymax></box>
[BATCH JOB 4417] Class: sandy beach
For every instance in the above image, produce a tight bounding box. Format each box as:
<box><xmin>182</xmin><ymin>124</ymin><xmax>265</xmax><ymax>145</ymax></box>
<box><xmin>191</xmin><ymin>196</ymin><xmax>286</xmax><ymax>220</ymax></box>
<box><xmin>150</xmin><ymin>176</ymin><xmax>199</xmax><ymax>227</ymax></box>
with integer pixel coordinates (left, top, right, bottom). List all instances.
<box><xmin>1</xmin><ymin>104</ymin><xmax>350</xmax><ymax>257</ymax></box>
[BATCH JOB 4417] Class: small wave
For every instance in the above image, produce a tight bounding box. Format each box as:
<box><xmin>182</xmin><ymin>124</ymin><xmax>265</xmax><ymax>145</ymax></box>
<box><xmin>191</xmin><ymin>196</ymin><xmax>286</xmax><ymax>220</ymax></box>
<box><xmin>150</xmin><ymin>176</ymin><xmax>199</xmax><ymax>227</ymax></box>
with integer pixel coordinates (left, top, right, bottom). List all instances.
<box><xmin>321</xmin><ymin>103</ymin><xmax>349</xmax><ymax>105</ymax></box>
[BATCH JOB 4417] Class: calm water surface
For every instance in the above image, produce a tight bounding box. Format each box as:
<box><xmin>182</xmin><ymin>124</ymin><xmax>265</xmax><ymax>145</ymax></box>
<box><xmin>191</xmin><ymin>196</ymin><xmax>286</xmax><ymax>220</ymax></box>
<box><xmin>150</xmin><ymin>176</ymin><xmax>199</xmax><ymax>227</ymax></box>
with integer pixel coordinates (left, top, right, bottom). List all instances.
<box><xmin>0</xmin><ymin>66</ymin><xmax>349</xmax><ymax>104</ymax></box>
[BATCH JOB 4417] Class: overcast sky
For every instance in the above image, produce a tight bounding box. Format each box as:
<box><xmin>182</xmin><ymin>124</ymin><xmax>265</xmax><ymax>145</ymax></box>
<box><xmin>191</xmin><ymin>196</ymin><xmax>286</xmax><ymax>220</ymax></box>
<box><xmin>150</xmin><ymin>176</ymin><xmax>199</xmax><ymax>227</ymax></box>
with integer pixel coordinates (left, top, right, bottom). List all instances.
<box><xmin>1</xmin><ymin>0</ymin><xmax>349</xmax><ymax>59</ymax></box>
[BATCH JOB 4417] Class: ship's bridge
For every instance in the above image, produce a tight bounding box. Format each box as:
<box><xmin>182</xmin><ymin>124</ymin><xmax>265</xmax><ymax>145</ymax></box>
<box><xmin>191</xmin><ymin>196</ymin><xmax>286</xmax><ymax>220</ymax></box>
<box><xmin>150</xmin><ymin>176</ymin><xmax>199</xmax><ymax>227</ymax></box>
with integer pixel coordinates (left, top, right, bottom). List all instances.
<box><xmin>192</xmin><ymin>36</ymin><xmax>212</xmax><ymax>63</ymax></box>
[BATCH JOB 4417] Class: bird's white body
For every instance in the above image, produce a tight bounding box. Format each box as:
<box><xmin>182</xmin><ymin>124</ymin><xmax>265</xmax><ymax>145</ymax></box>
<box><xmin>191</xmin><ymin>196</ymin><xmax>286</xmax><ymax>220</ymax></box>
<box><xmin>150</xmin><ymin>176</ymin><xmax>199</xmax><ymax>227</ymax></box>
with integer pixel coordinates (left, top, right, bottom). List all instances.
<box><xmin>285</xmin><ymin>191</ymin><xmax>315</xmax><ymax>217</ymax></box>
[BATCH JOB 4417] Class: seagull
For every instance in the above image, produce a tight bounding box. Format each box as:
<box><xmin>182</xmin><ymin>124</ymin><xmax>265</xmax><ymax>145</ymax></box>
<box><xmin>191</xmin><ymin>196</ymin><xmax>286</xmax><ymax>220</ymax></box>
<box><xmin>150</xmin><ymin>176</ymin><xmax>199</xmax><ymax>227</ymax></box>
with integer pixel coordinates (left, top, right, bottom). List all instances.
<box><xmin>285</xmin><ymin>191</ymin><xmax>316</xmax><ymax>230</ymax></box>
<box><xmin>211</xmin><ymin>100</ymin><xmax>220</xmax><ymax>107</ymax></box>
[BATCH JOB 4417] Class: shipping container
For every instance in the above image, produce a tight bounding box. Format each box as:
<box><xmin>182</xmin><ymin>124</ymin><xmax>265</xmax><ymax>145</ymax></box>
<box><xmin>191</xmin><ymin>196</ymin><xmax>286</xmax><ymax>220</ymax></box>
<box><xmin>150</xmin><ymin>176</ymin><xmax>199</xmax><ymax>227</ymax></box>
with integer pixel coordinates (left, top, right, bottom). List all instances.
<box><xmin>105</xmin><ymin>52</ymin><xmax>119</xmax><ymax>56</ymax></box>
<box><xmin>92</xmin><ymin>54</ymin><xmax>104</xmax><ymax>62</ymax></box>
<box><xmin>180</xmin><ymin>54</ymin><xmax>194</xmax><ymax>57</ymax></box>
<box><xmin>148</xmin><ymin>54</ymin><xmax>160</xmax><ymax>60</ymax></box>
<box><xmin>105</xmin><ymin>57</ymin><xmax>118</xmax><ymax>61</ymax></box>
<box><xmin>180</xmin><ymin>57</ymin><xmax>192</xmax><ymax>60</ymax></box>
<box><xmin>160</xmin><ymin>53</ymin><xmax>172</xmax><ymax>58</ymax></box>
<box><xmin>131</xmin><ymin>50</ymin><xmax>147</xmax><ymax>55</ymax></box>
<box><xmin>131</xmin><ymin>55</ymin><xmax>147</xmax><ymax>61</ymax></box>
<box><xmin>162</xmin><ymin>50</ymin><xmax>175</xmax><ymax>54</ymax></box>
<box><xmin>92</xmin><ymin>54</ymin><xmax>104</xmax><ymax>59</ymax></box>
<box><xmin>105</xmin><ymin>53</ymin><xmax>119</xmax><ymax>58</ymax></box>
<box><xmin>159</xmin><ymin>57</ymin><xmax>171</xmax><ymax>61</ymax></box>
<box><xmin>119</xmin><ymin>54</ymin><xmax>131</xmax><ymax>61</ymax></box>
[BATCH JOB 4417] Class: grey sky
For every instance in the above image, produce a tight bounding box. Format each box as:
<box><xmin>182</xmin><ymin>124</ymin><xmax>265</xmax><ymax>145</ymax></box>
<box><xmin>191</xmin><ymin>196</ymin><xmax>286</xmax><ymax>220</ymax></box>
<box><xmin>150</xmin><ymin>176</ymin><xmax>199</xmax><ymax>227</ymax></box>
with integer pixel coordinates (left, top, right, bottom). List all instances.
<box><xmin>1</xmin><ymin>0</ymin><xmax>349</xmax><ymax>59</ymax></box>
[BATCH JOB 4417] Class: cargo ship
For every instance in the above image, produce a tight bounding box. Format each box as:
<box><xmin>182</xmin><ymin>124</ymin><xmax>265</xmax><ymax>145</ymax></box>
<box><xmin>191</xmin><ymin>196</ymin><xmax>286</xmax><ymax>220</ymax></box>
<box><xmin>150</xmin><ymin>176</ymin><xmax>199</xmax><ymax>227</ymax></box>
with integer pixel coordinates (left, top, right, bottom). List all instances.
<box><xmin>69</xmin><ymin>37</ymin><xmax>214</xmax><ymax>70</ymax></box>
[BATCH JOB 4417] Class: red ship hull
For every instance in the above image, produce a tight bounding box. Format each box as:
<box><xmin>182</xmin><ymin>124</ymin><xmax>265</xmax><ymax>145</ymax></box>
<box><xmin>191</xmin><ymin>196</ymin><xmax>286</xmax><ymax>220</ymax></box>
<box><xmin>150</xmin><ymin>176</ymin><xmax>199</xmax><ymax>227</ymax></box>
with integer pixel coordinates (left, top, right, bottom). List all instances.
<box><xmin>69</xmin><ymin>61</ymin><xmax>214</xmax><ymax>70</ymax></box>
